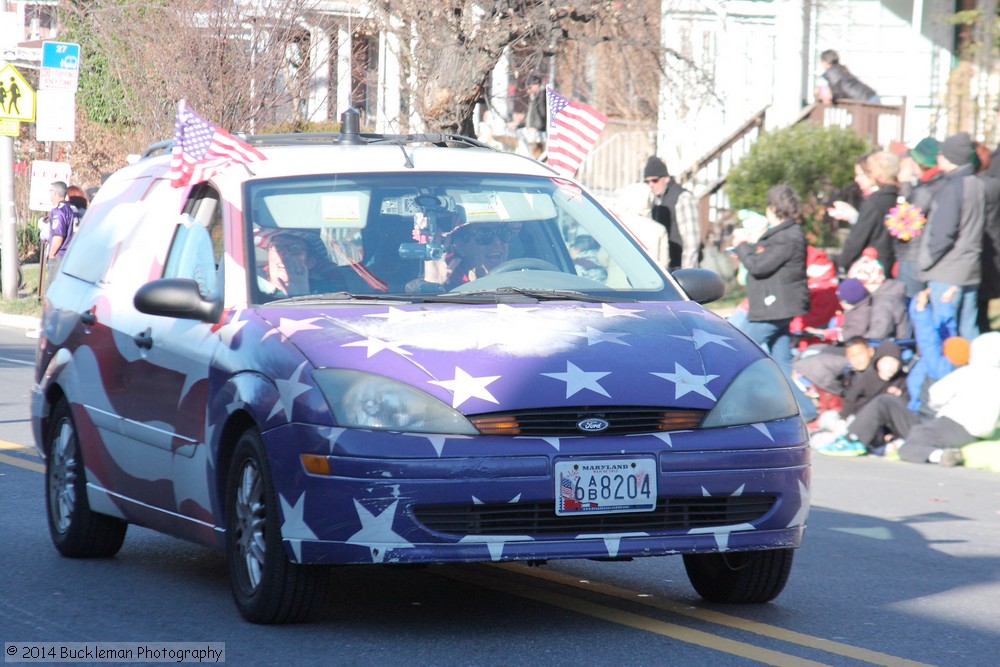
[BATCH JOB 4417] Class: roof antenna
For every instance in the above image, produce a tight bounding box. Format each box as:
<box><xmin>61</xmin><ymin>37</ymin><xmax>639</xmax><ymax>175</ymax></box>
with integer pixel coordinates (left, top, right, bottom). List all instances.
<box><xmin>339</xmin><ymin>108</ymin><xmax>363</xmax><ymax>144</ymax></box>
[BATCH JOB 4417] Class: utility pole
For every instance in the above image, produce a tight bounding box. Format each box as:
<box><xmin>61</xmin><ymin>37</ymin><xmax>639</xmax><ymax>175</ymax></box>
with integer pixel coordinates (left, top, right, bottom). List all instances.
<box><xmin>1</xmin><ymin>132</ymin><xmax>16</xmax><ymax>300</ymax></box>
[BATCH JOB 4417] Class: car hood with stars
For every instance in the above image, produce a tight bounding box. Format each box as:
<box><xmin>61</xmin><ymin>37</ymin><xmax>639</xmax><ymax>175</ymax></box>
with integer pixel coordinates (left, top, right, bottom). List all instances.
<box><xmin>255</xmin><ymin>300</ymin><xmax>765</xmax><ymax>414</ymax></box>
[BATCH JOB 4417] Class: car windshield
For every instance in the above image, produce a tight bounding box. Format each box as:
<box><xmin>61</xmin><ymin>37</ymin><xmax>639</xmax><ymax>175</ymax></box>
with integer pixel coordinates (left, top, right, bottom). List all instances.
<box><xmin>245</xmin><ymin>172</ymin><xmax>679</xmax><ymax>304</ymax></box>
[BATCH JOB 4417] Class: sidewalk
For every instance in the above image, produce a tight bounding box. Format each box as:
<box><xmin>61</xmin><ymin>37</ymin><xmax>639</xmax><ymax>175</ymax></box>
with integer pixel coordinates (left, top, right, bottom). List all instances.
<box><xmin>0</xmin><ymin>312</ymin><xmax>40</xmax><ymax>331</ymax></box>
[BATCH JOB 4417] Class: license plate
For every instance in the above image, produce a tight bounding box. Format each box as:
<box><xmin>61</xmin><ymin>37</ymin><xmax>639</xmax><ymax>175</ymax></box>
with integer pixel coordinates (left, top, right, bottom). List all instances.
<box><xmin>555</xmin><ymin>458</ymin><xmax>657</xmax><ymax>516</ymax></box>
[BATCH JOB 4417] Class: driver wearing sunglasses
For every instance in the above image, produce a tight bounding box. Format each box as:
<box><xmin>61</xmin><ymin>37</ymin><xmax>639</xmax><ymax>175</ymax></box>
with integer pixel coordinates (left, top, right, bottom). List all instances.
<box><xmin>444</xmin><ymin>222</ymin><xmax>513</xmax><ymax>288</ymax></box>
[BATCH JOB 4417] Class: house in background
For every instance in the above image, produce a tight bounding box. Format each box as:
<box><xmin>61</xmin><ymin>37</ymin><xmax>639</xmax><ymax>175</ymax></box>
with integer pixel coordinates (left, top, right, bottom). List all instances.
<box><xmin>2</xmin><ymin>1</ymin><xmax>990</xmax><ymax>186</ymax></box>
<box><xmin>656</xmin><ymin>0</ymin><xmax>961</xmax><ymax>173</ymax></box>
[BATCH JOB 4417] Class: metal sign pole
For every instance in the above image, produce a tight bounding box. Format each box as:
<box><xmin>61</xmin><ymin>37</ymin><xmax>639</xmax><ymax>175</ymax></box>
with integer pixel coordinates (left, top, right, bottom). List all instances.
<box><xmin>1</xmin><ymin>134</ymin><xmax>18</xmax><ymax>300</ymax></box>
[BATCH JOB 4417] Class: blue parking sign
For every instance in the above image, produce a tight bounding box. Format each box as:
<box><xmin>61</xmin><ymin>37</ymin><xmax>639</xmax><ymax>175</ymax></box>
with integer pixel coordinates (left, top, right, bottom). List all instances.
<box><xmin>42</xmin><ymin>42</ymin><xmax>80</xmax><ymax>71</ymax></box>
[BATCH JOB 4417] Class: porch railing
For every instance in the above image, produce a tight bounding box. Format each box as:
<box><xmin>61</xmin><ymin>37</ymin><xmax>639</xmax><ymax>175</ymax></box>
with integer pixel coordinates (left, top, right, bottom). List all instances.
<box><xmin>677</xmin><ymin>100</ymin><xmax>906</xmax><ymax>242</ymax></box>
<box><xmin>575</xmin><ymin>119</ymin><xmax>656</xmax><ymax>196</ymax></box>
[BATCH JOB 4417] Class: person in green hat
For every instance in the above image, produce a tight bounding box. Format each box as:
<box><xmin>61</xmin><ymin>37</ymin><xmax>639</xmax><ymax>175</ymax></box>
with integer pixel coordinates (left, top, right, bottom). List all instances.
<box><xmin>894</xmin><ymin>136</ymin><xmax>944</xmax><ymax>299</ymax></box>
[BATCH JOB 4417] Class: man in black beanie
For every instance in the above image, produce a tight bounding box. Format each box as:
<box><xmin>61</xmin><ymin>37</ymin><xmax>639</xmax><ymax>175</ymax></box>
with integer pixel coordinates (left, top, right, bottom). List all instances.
<box><xmin>643</xmin><ymin>156</ymin><xmax>700</xmax><ymax>270</ymax></box>
<box><xmin>919</xmin><ymin>131</ymin><xmax>985</xmax><ymax>341</ymax></box>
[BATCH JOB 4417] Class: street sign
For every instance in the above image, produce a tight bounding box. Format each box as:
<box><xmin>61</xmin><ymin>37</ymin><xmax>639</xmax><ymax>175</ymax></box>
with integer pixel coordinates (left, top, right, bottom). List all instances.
<box><xmin>42</xmin><ymin>42</ymin><xmax>81</xmax><ymax>71</ymax></box>
<box><xmin>35</xmin><ymin>89</ymin><xmax>75</xmax><ymax>142</ymax></box>
<box><xmin>29</xmin><ymin>160</ymin><xmax>72</xmax><ymax>212</ymax></box>
<box><xmin>41</xmin><ymin>41</ymin><xmax>81</xmax><ymax>91</ymax></box>
<box><xmin>0</xmin><ymin>64</ymin><xmax>36</xmax><ymax>122</ymax></box>
<box><xmin>0</xmin><ymin>119</ymin><xmax>18</xmax><ymax>137</ymax></box>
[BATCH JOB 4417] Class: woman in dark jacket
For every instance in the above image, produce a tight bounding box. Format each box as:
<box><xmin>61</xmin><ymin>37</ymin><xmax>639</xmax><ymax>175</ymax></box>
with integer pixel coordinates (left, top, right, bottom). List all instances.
<box><xmin>733</xmin><ymin>184</ymin><xmax>811</xmax><ymax>378</ymax></box>
<box><xmin>835</xmin><ymin>151</ymin><xmax>899</xmax><ymax>275</ymax></box>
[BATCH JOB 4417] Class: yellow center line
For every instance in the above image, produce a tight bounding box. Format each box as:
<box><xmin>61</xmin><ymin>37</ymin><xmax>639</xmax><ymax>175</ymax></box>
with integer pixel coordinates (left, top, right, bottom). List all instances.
<box><xmin>0</xmin><ymin>439</ymin><xmax>39</xmax><ymax>456</ymax></box>
<box><xmin>0</xmin><ymin>451</ymin><xmax>44</xmax><ymax>473</ymax></box>
<box><xmin>0</xmin><ymin>437</ymin><xmax>938</xmax><ymax>667</ymax></box>
<box><xmin>493</xmin><ymin>563</ymin><xmax>935</xmax><ymax>667</ymax></box>
<box><xmin>441</xmin><ymin>567</ymin><xmax>832</xmax><ymax>667</ymax></box>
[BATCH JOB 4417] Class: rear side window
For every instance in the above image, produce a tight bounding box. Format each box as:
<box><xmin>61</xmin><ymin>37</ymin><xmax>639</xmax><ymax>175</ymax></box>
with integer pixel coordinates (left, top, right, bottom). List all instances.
<box><xmin>62</xmin><ymin>178</ymin><xmax>183</xmax><ymax>286</ymax></box>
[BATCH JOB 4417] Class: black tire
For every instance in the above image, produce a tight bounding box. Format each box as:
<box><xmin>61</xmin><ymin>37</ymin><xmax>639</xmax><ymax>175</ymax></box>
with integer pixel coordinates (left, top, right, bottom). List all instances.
<box><xmin>45</xmin><ymin>398</ymin><xmax>127</xmax><ymax>557</ymax></box>
<box><xmin>683</xmin><ymin>548</ymin><xmax>794</xmax><ymax>604</ymax></box>
<box><xmin>225</xmin><ymin>428</ymin><xmax>327</xmax><ymax>624</ymax></box>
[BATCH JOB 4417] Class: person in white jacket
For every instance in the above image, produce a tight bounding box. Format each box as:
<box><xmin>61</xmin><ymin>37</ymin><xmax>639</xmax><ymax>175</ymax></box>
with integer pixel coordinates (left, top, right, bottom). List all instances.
<box><xmin>897</xmin><ymin>330</ymin><xmax>1000</xmax><ymax>464</ymax></box>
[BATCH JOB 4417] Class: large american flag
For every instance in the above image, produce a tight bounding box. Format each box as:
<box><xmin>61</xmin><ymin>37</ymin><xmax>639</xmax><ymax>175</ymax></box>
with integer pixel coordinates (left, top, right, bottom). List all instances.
<box><xmin>545</xmin><ymin>87</ymin><xmax>608</xmax><ymax>178</ymax></box>
<box><xmin>167</xmin><ymin>100</ymin><xmax>266</xmax><ymax>188</ymax></box>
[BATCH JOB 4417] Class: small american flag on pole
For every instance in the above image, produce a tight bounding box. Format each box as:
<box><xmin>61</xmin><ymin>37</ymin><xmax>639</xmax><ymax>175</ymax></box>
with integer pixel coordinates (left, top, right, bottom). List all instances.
<box><xmin>166</xmin><ymin>100</ymin><xmax>266</xmax><ymax>188</ymax></box>
<box><xmin>545</xmin><ymin>87</ymin><xmax>608</xmax><ymax>178</ymax></box>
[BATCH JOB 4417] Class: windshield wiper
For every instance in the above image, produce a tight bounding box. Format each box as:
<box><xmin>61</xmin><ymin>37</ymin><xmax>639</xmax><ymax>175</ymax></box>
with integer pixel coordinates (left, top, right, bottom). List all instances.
<box><xmin>265</xmin><ymin>291</ymin><xmax>411</xmax><ymax>305</ymax></box>
<box><xmin>418</xmin><ymin>288</ymin><xmax>631</xmax><ymax>304</ymax></box>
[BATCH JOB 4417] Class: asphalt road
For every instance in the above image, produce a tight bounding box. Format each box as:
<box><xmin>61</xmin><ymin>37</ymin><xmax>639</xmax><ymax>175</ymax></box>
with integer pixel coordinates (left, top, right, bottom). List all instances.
<box><xmin>2</xmin><ymin>324</ymin><xmax>999</xmax><ymax>666</ymax></box>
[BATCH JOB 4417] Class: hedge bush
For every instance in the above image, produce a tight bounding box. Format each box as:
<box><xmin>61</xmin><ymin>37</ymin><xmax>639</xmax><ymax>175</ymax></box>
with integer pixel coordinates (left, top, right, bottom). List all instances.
<box><xmin>725</xmin><ymin>123</ymin><xmax>871</xmax><ymax>245</ymax></box>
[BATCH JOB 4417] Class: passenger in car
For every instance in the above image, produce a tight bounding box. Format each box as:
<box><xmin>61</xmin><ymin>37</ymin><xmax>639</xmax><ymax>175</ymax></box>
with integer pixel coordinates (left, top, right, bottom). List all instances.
<box><xmin>256</xmin><ymin>229</ymin><xmax>344</xmax><ymax>297</ymax></box>
<box><xmin>443</xmin><ymin>221</ymin><xmax>513</xmax><ymax>288</ymax></box>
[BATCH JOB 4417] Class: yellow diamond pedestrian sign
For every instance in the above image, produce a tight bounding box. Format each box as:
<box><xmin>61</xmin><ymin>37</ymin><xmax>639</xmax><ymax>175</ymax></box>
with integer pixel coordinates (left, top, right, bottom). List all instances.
<box><xmin>0</xmin><ymin>64</ymin><xmax>36</xmax><ymax>123</ymax></box>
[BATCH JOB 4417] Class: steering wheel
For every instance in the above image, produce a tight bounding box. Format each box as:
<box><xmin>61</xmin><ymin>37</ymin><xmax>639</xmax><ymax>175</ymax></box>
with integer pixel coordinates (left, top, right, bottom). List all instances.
<box><xmin>489</xmin><ymin>258</ymin><xmax>561</xmax><ymax>274</ymax></box>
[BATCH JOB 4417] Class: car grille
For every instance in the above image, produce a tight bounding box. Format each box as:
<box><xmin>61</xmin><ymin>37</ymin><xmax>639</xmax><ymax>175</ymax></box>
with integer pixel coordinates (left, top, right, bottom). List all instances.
<box><xmin>413</xmin><ymin>495</ymin><xmax>776</xmax><ymax>537</ymax></box>
<box><xmin>469</xmin><ymin>406</ymin><xmax>706</xmax><ymax>436</ymax></box>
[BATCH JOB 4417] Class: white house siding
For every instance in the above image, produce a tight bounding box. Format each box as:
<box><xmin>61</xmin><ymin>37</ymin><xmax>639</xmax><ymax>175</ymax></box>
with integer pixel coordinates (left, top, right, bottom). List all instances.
<box><xmin>811</xmin><ymin>0</ymin><xmax>954</xmax><ymax>144</ymax></box>
<box><xmin>657</xmin><ymin>0</ymin><xmax>957</xmax><ymax>172</ymax></box>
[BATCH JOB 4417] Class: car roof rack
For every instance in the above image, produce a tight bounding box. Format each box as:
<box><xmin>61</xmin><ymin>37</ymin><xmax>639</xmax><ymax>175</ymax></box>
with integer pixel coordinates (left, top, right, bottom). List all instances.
<box><xmin>139</xmin><ymin>108</ymin><xmax>494</xmax><ymax>159</ymax></box>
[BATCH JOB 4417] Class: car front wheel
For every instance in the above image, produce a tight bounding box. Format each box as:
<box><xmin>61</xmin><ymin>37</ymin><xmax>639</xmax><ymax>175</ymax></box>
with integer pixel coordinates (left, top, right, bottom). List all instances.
<box><xmin>683</xmin><ymin>548</ymin><xmax>794</xmax><ymax>603</ymax></box>
<box><xmin>45</xmin><ymin>398</ymin><xmax>127</xmax><ymax>557</ymax></box>
<box><xmin>225</xmin><ymin>428</ymin><xmax>326</xmax><ymax>624</ymax></box>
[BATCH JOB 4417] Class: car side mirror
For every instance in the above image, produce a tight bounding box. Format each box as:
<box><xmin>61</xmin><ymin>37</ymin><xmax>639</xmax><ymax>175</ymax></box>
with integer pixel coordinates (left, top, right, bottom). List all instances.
<box><xmin>672</xmin><ymin>268</ymin><xmax>726</xmax><ymax>305</ymax></box>
<box><xmin>134</xmin><ymin>278</ymin><xmax>223</xmax><ymax>323</ymax></box>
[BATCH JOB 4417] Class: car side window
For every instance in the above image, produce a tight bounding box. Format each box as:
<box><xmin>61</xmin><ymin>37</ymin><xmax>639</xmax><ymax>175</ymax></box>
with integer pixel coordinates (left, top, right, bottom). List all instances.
<box><xmin>162</xmin><ymin>189</ymin><xmax>224</xmax><ymax>299</ymax></box>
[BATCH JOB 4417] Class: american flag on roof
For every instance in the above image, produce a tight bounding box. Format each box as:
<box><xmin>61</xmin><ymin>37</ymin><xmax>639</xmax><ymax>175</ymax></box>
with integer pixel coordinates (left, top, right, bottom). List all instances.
<box><xmin>166</xmin><ymin>99</ymin><xmax>267</xmax><ymax>188</ymax></box>
<box><xmin>545</xmin><ymin>87</ymin><xmax>608</xmax><ymax>178</ymax></box>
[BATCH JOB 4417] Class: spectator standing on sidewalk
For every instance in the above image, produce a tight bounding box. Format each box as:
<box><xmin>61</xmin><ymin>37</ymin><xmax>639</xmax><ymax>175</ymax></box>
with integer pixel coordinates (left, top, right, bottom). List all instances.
<box><xmin>643</xmin><ymin>156</ymin><xmax>701</xmax><ymax>270</ymax></box>
<box><xmin>47</xmin><ymin>181</ymin><xmax>77</xmax><ymax>266</ymax></box>
<box><xmin>894</xmin><ymin>137</ymin><xmax>943</xmax><ymax>299</ymax></box>
<box><xmin>973</xmin><ymin>142</ymin><xmax>1000</xmax><ymax>332</ymax></box>
<box><xmin>732</xmin><ymin>184</ymin><xmax>810</xmax><ymax>380</ymax></box>
<box><xmin>919</xmin><ymin>131</ymin><xmax>986</xmax><ymax>341</ymax></box>
<box><xmin>832</xmin><ymin>151</ymin><xmax>899</xmax><ymax>275</ymax></box>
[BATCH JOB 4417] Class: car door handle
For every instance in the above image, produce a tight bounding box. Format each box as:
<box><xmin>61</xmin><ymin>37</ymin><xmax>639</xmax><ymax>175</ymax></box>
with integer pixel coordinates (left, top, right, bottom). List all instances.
<box><xmin>80</xmin><ymin>309</ymin><xmax>96</xmax><ymax>326</ymax></box>
<box><xmin>133</xmin><ymin>327</ymin><xmax>153</xmax><ymax>350</ymax></box>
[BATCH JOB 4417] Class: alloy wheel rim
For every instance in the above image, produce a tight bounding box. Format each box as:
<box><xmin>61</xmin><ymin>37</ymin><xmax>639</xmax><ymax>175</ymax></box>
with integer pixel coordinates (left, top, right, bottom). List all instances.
<box><xmin>48</xmin><ymin>420</ymin><xmax>77</xmax><ymax>534</ymax></box>
<box><xmin>234</xmin><ymin>460</ymin><xmax>266</xmax><ymax>591</ymax></box>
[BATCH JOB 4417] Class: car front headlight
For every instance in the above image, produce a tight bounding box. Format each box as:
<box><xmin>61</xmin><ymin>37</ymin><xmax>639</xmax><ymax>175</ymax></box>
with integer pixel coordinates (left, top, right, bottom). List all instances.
<box><xmin>313</xmin><ymin>369</ymin><xmax>478</xmax><ymax>435</ymax></box>
<box><xmin>701</xmin><ymin>358</ymin><xmax>799</xmax><ymax>428</ymax></box>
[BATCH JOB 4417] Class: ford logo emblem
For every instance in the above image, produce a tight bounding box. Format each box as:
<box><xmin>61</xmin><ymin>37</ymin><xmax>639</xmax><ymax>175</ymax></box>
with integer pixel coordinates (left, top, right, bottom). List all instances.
<box><xmin>577</xmin><ymin>418</ymin><xmax>609</xmax><ymax>433</ymax></box>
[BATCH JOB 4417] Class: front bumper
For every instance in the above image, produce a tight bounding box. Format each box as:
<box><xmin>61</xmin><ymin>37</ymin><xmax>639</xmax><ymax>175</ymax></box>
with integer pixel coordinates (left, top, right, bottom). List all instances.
<box><xmin>262</xmin><ymin>417</ymin><xmax>810</xmax><ymax>565</ymax></box>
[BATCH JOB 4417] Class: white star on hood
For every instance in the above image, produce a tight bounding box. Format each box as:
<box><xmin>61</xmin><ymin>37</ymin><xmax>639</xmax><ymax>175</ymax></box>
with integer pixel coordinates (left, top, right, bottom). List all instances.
<box><xmin>429</xmin><ymin>367</ymin><xmax>501</xmax><ymax>409</ymax></box>
<box><xmin>268</xmin><ymin>361</ymin><xmax>312</xmax><ymax>420</ymax></box>
<box><xmin>280</xmin><ymin>492</ymin><xmax>318</xmax><ymax>562</ymax></box>
<box><xmin>342</xmin><ymin>336</ymin><xmax>412</xmax><ymax>358</ymax></box>
<box><xmin>542</xmin><ymin>361</ymin><xmax>611</xmax><ymax>398</ymax></box>
<box><xmin>347</xmin><ymin>499</ymin><xmax>413</xmax><ymax>563</ymax></box>
<box><xmin>262</xmin><ymin>316</ymin><xmax>324</xmax><ymax>341</ymax></box>
<box><xmin>600</xmin><ymin>303</ymin><xmax>644</xmax><ymax>319</ymax></box>
<box><xmin>570</xmin><ymin>326</ymin><xmax>630</xmax><ymax>346</ymax></box>
<box><xmin>365</xmin><ymin>306</ymin><xmax>421</xmax><ymax>323</ymax></box>
<box><xmin>671</xmin><ymin>328</ymin><xmax>736</xmax><ymax>350</ymax></box>
<box><xmin>651</xmin><ymin>363</ymin><xmax>719</xmax><ymax>401</ymax></box>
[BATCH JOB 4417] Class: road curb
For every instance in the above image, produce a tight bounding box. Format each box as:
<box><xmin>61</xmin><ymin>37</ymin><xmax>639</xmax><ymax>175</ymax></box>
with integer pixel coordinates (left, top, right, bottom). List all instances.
<box><xmin>0</xmin><ymin>313</ymin><xmax>41</xmax><ymax>331</ymax></box>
